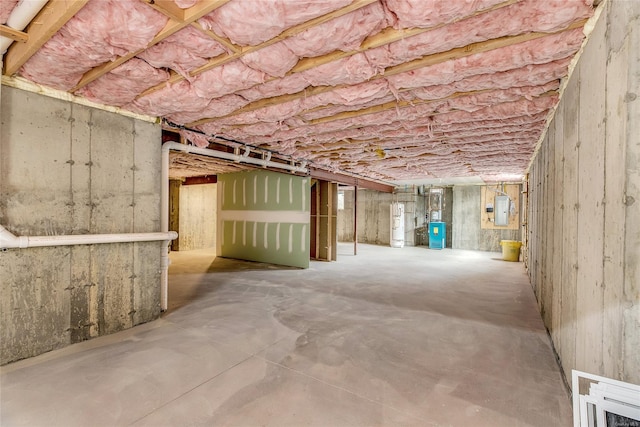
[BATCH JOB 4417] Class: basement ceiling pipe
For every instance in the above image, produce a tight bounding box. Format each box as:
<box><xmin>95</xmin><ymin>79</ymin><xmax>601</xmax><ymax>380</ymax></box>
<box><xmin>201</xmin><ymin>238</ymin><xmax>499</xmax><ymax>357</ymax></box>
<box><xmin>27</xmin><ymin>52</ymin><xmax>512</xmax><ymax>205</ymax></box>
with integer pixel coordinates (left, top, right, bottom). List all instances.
<box><xmin>159</xmin><ymin>141</ymin><xmax>308</xmax><ymax>310</ymax></box>
<box><xmin>162</xmin><ymin>142</ymin><xmax>308</xmax><ymax>174</ymax></box>
<box><xmin>0</xmin><ymin>0</ymin><xmax>49</xmax><ymax>54</ymax></box>
<box><xmin>0</xmin><ymin>224</ymin><xmax>177</xmax><ymax>250</ymax></box>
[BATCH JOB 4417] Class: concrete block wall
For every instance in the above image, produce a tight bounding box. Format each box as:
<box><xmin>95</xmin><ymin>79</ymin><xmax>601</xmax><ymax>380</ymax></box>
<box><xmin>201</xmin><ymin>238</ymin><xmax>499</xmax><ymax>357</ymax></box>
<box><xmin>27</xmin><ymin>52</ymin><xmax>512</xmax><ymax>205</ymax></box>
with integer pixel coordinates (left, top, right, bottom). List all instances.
<box><xmin>526</xmin><ymin>0</ymin><xmax>639</xmax><ymax>385</ymax></box>
<box><xmin>452</xmin><ymin>186</ymin><xmax>520</xmax><ymax>252</ymax></box>
<box><xmin>0</xmin><ymin>86</ymin><xmax>163</xmax><ymax>365</ymax></box>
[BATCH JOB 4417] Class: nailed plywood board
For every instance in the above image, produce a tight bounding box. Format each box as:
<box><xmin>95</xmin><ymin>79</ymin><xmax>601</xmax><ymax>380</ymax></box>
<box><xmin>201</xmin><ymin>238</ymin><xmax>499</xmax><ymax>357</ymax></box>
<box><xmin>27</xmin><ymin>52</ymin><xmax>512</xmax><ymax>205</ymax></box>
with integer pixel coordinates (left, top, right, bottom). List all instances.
<box><xmin>480</xmin><ymin>184</ymin><xmax>520</xmax><ymax>230</ymax></box>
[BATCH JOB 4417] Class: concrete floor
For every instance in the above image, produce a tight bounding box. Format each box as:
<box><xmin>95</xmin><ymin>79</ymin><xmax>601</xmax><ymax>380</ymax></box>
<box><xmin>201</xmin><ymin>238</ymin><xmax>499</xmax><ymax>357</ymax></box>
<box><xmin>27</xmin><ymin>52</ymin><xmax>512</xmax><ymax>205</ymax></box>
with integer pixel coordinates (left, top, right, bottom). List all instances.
<box><xmin>1</xmin><ymin>243</ymin><xmax>572</xmax><ymax>426</ymax></box>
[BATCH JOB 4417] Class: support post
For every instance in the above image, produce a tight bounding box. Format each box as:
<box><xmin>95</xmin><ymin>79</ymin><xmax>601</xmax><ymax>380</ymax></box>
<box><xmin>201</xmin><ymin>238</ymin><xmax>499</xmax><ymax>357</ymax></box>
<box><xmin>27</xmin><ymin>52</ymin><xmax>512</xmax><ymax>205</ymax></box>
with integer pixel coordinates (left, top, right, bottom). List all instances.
<box><xmin>354</xmin><ymin>186</ymin><xmax>358</xmax><ymax>256</ymax></box>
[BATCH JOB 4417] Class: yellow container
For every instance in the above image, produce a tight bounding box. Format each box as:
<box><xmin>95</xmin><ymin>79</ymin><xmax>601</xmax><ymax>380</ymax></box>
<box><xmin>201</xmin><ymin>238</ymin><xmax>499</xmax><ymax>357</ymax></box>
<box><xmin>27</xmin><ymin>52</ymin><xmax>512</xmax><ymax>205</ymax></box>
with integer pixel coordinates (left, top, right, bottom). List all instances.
<box><xmin>500</xmin><ymin>240</ymin><xmax>522</xmax><ymax>262</ymax></box>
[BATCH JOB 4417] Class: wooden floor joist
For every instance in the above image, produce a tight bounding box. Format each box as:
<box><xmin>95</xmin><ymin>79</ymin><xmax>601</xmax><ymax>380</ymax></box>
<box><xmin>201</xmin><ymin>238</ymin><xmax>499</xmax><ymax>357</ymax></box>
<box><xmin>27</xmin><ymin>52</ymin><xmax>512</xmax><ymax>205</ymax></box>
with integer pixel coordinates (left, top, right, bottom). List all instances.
<box><xmin>4</xmin><ymin>0</ymin><xmax>90</xmax><ymax>76</ymax></box>
<box><xmin>189</xmin><ymin>19</ymin><xmax>584</xmax><ymax>127</ymax></box>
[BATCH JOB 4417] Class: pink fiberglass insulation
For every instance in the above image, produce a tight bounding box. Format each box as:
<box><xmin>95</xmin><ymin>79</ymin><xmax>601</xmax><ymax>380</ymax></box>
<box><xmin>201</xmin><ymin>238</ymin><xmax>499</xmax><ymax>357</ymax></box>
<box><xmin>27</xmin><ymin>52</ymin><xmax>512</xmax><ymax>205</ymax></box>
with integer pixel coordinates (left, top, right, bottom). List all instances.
<box><xmin>178</xmin><ymin>130</ymin><xmax>211</xmax><ymax>148</ymax></box>
<box><xmin>385</xmin><ymin>0</ymin><xmax>506</xmax><ymax>29</ymax></box>
<box><xmin>386</xmin><ymin>29</ymin><xmax>584</xmax><ymax>92</ymax></box>
<box><xmin>0</xmin><ymin>0</ymin><xmax>18</xmax><ymax>24</ymax></box>
<box><xmin>236</xmin><ymin>73</ymin><xmax>310</xmax><ymax>102</ymax></box>
<box><xmin>198</xmin><ymin>0</ymin><xmax>351</xmax><ymax>46</ymax></box>
<box><xmin>129</xmin><ymin>80</ymin><xmax>211</xmax><ymax>117</ymax></box>
<box><xmin>409</xmin><ymin>58</ymin><xmax>572</xmax><ymax>100</ymax></box>
<box><xmin>137</xmin><ymin>26</ymin><xmax>226</xmax><ymax>77</ymax></box>
<box><xmin>283</xmin><ymin>2</ymin><xmax>389</xmax><ymax>57</ymax></box>
<box><xmin>197</xmin><ymin>26</ymin><xmax>580</xmax><ymax>129</ymax></box>
<box><xmin>240</xmin><ymin>42</ymin><xmax>299</xmax><ymax>78</ymax></box>
<box><xmin>212</xmin><ymin>95</ymin><xmax>558</xmax><ymax>146</ymax></box>
<box><xmin>207</xmin><ymin>81</ymin><xmax>559</xmax><ymax>144</ymax></box>
<box><xmin>168</xmin><ymin>94</ymin><xmax>250</xmax><ymax>124</ymax></box>
<box><xmin>435</xmin><ymin>82</ymin><xmax>560</xmax><ymax>113</ymax></box>
<box><xmin>20</xmin><ymin>0</ymin><xmax>167</xmax><ymax>90</ymax></box>
<box><xmin>367</xmin><ymin>0</ymin><xmax>592</xmax><ymax>69</ymax></box>
<box><xmin>301</xmin><ymin>53</ymin><xmax>377</xmax><ymax>86</ymax></box>
<box><xmin>76</xmin><ymin>58</ymin><xmax>169</xmax><ymax>106</ymax></box>
<box><xmin>208</xmin><ymin>79</ymin><xmax>391</xmax><ymax>127</ymax></box>
<box><xmin>191</xmin><ymin>60</ymin><xmax>267</xmax><ymax>99</ymax></box>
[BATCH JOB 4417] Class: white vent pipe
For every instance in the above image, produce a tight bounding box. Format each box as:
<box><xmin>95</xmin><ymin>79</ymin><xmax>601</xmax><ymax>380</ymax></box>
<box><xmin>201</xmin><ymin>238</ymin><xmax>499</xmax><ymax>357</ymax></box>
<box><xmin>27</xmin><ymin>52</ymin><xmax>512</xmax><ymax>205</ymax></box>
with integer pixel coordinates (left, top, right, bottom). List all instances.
<box><xmin>0</xmin><ymin>0</ymin><xmax>49</xmax><ymax>54</ymax></box>
<box><xmin>162</xmin><ymin>141</ymin><xmax>308</xmax><ymax>174</ymax></box>
<box><xmin>0</xmin><ymin>225</ymin><xmax>177</xmax><ymax>249</ymax></box>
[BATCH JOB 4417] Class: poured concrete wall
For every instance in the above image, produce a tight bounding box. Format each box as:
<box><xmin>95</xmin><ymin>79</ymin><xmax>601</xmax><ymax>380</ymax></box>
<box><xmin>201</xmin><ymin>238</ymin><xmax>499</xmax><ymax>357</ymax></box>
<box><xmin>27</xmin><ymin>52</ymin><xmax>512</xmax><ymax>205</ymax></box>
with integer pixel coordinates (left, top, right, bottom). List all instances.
<box><xmin>452</xmin><ymin>186</ymin><xmax>520</xmax><ymax>252</ymax></box>
<box><xmin>0</xmin><ymin>86</ymin><xmax>163</xmax><ymax>365</ymax></box>
<box><xmin>338</xmin><ymin>188</ymin><xmax>431</xmax><ymax>247</ymax></box>
<box><xmin>217</xmin><ymin>170</ymin><xmax>310</xmax><ymax>268</ymax></box>
<box><xmin>526</xmin><ymin>0</ymin><xmax>639</xmax><ymax>385</ymax></box>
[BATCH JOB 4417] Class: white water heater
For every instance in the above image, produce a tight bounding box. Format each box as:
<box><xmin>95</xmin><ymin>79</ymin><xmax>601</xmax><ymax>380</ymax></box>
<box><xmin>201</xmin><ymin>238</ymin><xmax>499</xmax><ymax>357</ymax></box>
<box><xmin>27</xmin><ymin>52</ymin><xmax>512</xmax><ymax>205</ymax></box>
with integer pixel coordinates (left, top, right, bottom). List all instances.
<box><xmin>390</xmin><ymin>203</ymin><xmax>405</xmax><ymax>248</ymax></box>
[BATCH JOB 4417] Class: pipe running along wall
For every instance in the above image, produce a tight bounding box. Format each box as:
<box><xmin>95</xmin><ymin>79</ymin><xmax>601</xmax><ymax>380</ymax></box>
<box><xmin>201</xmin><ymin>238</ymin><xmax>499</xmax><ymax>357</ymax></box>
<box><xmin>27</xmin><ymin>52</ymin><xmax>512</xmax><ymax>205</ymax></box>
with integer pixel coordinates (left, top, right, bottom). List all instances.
<box><xmin>0</xmin><ymin>225</ymin><xmax>177</xmax><ymax>249</ymax></box>
<box><xmin>159</xmin><ymin>141</ymin><xmax>308</xmax><ymax>310</ymax></box>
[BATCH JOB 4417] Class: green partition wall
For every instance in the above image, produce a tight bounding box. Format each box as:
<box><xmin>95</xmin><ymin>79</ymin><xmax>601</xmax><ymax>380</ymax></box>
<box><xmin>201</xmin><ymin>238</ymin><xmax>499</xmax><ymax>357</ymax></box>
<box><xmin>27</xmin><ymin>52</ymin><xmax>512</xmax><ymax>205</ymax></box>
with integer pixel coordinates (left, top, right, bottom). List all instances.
<box><xmin>217</xmin><ymin>170</ymin><xmax>310</xmax><ymax>268</ymax></box>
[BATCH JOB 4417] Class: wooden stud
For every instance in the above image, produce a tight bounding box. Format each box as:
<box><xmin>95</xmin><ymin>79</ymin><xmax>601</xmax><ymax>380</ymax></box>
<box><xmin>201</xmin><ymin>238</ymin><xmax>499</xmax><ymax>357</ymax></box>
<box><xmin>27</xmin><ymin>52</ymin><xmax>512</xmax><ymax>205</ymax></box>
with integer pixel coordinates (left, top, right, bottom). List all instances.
<box><xmin>0</xmin><ymin>24</ymin><xmax>28</xmax><ymax>43</ymax></box>
<box><xmin>4</xmin><ymin>0</ymin><xmax>90</xmax><ymax>76</ymax></box>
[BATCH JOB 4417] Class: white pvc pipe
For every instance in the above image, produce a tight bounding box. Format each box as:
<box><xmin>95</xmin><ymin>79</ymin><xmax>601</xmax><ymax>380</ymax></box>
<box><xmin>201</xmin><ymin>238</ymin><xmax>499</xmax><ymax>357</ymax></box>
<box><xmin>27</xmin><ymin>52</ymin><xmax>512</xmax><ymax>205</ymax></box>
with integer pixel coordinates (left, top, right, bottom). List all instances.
<box><xmin>0</xmin><ymin>0</ymin><xmax>49</xmax><ymax>54</ymax></box>
<box><xmin>162</xmin><ymin>141</ymin><xmax>309</xmax><ymax>174</ymax></box>
<box><xmin>0</xmin><ymin>224</ymin><xmax>177</xmax><ymax>249</ymax></box>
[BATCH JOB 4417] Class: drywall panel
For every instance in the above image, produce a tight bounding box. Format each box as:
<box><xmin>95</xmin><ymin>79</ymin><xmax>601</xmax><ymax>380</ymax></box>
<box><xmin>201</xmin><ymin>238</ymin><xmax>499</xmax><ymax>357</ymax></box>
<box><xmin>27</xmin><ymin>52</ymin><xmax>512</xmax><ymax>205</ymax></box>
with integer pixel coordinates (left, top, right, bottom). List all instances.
<box><xmin>218</xmin><ymin>170</ymin><xmax>309</xmax><ymax>268</ymax></box>
<box><xmin>525</xmin><ymin>0</ymin><xmax>640</xmax><ymax>386</ymax></box>
<box><xmin>0</xmin><ymin>86</ymin><xmax>163</xmax><ymax>364</ymax></box>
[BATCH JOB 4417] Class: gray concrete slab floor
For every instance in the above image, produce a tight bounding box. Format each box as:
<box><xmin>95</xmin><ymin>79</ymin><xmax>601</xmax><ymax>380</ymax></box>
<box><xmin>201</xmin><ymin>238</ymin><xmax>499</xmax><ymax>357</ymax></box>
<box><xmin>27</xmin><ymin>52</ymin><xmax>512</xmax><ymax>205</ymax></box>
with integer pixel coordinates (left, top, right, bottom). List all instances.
<box><xmin>0</xmin><ymin>243</ymin><xmax>572</xmax><ymax>426</ymax></box>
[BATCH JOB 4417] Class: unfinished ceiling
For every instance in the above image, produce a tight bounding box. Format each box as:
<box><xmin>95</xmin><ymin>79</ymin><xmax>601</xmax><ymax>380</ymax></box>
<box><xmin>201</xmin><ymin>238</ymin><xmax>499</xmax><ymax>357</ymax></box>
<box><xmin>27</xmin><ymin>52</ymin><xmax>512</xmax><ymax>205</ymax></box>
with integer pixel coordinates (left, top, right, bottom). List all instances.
<box><xmin>1</xmin><ymin>0</ymin><xmax>594</xmax><ymax>184</ymax></box>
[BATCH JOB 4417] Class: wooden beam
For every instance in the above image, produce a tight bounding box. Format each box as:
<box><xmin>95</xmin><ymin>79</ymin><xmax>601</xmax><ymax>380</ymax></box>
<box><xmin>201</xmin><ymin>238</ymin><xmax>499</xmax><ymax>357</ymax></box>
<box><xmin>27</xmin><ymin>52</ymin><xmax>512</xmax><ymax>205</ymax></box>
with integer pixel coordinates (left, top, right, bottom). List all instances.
<box><xmin>291</xmin><ymin>0</ymin><xmax>519</xmax><ymax>74</ymax></box>
<box><xmin>190</xmin><ymin>20</ymin><xmax>584</xmax><ymax>127</ymax></box>
<box><xmin>186</xmin><ymin>0</ymin><xmax>519</xmax><ymax>125</ymax></box>
<box><xmin>4</xmin><ymin>0</ymin><xmax>89</xmax><ymax>76</ymax></box>
<box><xmin>190</xmin><ymin>21</ymin><xmax>239</xmax><ymax>53</ymax></box>
<box><xmin>140</xmin><ymin>0</ymin><xmax>185</xmax><ymax>22</ymax></box>
<box><xmin>182</xmin><ymin>175</ymin><xmax>218</xmax><ymax>185</ymax></box>
<box><xmin>307</xmin><ymin>89</ymin><xmax>499</xmax><ymax>126</ymax></box>
<box><xmin>0</xmin><ymin>25</ymin><xmax>28</xmax><ymax>43</ymax></box>
<box><xmin>71</xmin><ymin>0</ymin><xmax>229</xmax><ymax>92</ymax></box>
<box><xmin>137</xmin><ymin>0</ymin><xmax>377</xmax><ymax>97</ymax></box>
<box><xmin>310</xmin><ymin>168</ymin><xmax>394</xmax><ymax>193</ymax></box>
<box><xmin>353</xmin><ymin>186</ymin><xmax>358</xmax><ymax>255</ymax></box>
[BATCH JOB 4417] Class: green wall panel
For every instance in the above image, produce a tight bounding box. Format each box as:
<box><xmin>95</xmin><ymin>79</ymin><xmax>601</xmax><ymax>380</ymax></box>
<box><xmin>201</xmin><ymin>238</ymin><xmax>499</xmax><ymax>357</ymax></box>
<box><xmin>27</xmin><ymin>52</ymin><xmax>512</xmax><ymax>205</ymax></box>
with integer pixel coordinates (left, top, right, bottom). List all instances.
<box><xmin>218</xmin><ymin>170</ymin><xmax>310</xmax><ymax>268</ymax></box>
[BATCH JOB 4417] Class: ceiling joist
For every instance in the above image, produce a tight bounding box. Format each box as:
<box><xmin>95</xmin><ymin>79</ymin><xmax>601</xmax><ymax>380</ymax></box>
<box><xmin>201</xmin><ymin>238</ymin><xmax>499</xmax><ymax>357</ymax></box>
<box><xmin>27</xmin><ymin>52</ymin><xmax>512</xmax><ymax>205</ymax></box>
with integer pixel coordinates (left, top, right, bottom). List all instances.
<box><xmin>138</xmin><ymin>0</ymin><xmax>378</xmax><ymax>97</ymax></box>
<box><xmin>141</xmin><ymin>0</ymin><xmax>186</xmax><ymax>22</ymax></box>
<box><xmin>3</xmin><ymin>0</ymin><xmax>90</xmax><ymax>76</ymax></box>
<box><xmin>189</xmin><ymin>19</ymin><xmax>584</xmax><ymax>127</ymax></box>
<box><xmin>142</xmin><ymin>0</ymin><xmax>517</xmax><ymax>101</ymax></box>
<box><xmin>71</xmin><ymin>0</ymin><xmax>230</xmax><ymax>92</ymax></box>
